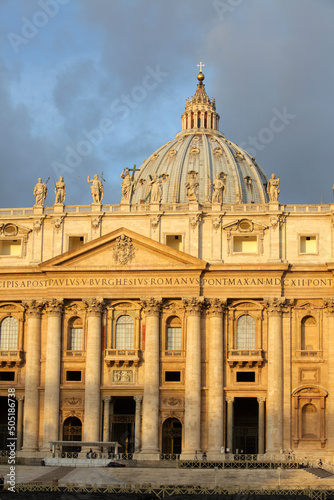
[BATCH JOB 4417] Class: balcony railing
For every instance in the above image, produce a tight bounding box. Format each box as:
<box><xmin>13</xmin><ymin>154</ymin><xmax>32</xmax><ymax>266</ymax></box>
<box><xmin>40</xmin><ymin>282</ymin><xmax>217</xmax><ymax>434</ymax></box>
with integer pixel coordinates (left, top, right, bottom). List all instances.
<box><xmin>105</xmin><ymin>348</ymin><xmax>140</xmax><ymax>367</ymax></box>
<box><xmin>0</xmin><ymin>350</ymin><xmax>24</xmax><ymax>367</ymax></box>
<box><xmin>227</xmin><ymin>349</ymin><xmax>263</xmax><ymax>367</ymax></box>
<box><xmin>161</xmin><ymin>350</ymin><xmax>186</xmax><ymax>359</ymax></box>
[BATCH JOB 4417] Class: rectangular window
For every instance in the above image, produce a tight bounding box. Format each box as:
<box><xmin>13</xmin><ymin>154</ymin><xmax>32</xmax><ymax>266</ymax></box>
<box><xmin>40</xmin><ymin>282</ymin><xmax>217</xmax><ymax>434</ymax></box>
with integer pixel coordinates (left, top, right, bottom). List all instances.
<box><xmin>69</xmin><ymin>236</ymin><xmax>84</xmax><ymax>251</ymax></box>
<box><xmin>166</xmin><ymin>235</ymin><xmax>183</xmax><ymax>251</ymax></box>
<box><xmin>0</xmin><ymin>372</ymin><xmax>15</xmax><ymax>381</ymax></box>
<box><xmin>0</xmin><ymin>240</ymin><xmax>22</xmax><ymax>256</ymax></box>
<box><xmin>236</xmin><ymin>371</ymin><xmax>255</xmax><ymax>382</ymax></box>
<box><xmin>70</xmin><ymin>328</ymin><xmax>83</xmax><ymax>351</ymax></box>
<box><xmin>167</xmin><ymin>327</ymin><xmax>182</xmax><ymax>350</ymax></box>
<box><xmin>165</xmin><ymin>371</ymin><xmax>181</xmax><ymax>382</ymax></box>
<box><xmin>300</xmin><ymin>236</ymin><xmax>317</xmax><ymax>254</ymax></box>
<box><xmin>66</xmin><ymin>371</ymin><xmax>82</xmax><ymax>382</ymax></box>
<box><xmin>233</xmin><ymin>236</ymin><xmax>257</xmax><ymax>253</ymax></box>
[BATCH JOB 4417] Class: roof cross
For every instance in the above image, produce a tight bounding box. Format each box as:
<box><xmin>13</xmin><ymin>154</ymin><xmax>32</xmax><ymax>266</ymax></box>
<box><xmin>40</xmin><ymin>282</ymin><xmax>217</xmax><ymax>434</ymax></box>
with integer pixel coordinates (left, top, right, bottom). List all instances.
<box><xmin>129</xmin><ymin>164</ymin><xmax>139</xmax><ymax>180</ymax></box>
<box><xmin>197</xmin><ymin>62</ymin><xmax>205</xmax><ymax>73</ymax></box>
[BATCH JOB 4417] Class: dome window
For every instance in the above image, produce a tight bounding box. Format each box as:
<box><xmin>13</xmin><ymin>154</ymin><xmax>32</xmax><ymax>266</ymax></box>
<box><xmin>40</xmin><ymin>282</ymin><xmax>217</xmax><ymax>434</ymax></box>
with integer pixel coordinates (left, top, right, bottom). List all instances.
<box><xmin>190</xmin><ymin>147</ymin><xmax>199</xmax><ymax>156</ymax></box>
<box><xmin>168</xmin><ymin>149</ymin><xmax>177</xmax><ymax>158</ymax></box>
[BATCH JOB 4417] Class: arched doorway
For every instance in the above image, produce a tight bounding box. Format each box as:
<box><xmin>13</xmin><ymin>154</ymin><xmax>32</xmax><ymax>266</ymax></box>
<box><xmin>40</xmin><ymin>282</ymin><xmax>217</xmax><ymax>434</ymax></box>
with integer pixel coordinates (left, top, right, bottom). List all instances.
<box><xmin>63</xmin><ymin>416</ymin><xmax>82</xmax><ymax>452</ymax></box>
<box><xmin>162</xmin><ymin>418</ymin><xmax>182</xmax><ymax>455</ymax></box>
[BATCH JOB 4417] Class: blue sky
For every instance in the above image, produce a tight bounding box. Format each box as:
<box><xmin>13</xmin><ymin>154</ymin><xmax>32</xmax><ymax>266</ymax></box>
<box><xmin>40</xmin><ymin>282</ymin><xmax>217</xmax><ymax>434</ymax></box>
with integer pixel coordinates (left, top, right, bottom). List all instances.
<box><xmin>1</xmin><ymin>0</ymin><xmax>334</xmax><ymax>207</ymax></box>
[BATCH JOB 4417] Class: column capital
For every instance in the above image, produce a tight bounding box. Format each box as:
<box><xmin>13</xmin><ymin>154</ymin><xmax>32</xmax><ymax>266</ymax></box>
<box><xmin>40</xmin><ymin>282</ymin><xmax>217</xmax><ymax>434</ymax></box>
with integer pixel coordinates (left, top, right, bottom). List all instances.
<box><xmin>140</xmin><ymin>297</ymin><xmax>162</xmax><ymax>316</ymax></box>
<box><xmin>22</xmin><ymin>299</ymin><xmax>44</xmax><ymax>318</ymax></box>
<box><xmin>44</xmin><ymin>298</ymin><xmax>64</xmax><ymax>316</ymax></box>
<box><xmin>263</xmin><ymin>297</ymin><xmax>286</xmax><ymax>314</ymax></box>
<box><xmin>226</xmin><ymin>396</ymin><xmax>235</xmax><ymax>403</ymax></box>
<box><xmin>134</xmin><ymin>395</ymin><xmax>143</xmax><ymax>405</ymax></box>
<box><xmin>182</xmin><ymin>296</ymin><xmax>204</xmax><ymax>316</ymax></box>
<box><xmin>257</xmin><ymin>396</ymin><xmax>266</xmax><ymax>403</ymax></box>
<box><xmin>323</xmin><ymin>297</ymin><xmax>334</xmax><ymax>313</ymax></box>
<box><xmin>83</xmin><ymin>297</ymin><xmax>104</xmax><ymax>316</ymax></box>
<box><xmin>102</xmin><ymin>395</ymin><xmax>112</xmax><ymax>403</ymax></box>
<box><xmin>206</xmin><ymin>298</ymin><xmax>227</xmax><ymax>316</ymax></box>
<box><xmin>17</xmin><ymin>396</ymin><xmax>25</xmax><ymax>402</ymax></box>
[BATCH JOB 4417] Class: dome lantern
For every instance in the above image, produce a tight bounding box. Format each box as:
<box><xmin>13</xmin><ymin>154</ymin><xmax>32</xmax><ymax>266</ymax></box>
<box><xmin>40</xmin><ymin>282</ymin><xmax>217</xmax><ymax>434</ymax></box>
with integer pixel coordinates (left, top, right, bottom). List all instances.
<box><xmin>181</xmin><ymin>67</ymin><xmax>220</xmax><ymax>133</ymax></box>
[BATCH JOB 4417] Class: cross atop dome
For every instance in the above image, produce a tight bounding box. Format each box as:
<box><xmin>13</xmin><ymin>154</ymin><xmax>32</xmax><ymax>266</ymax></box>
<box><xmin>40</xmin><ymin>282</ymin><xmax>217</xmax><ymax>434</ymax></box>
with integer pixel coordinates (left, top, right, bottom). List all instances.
<box><xmin>197</xmin><ymin>61</ymin><xmax>205</xmax><ymax>73</ymax></box>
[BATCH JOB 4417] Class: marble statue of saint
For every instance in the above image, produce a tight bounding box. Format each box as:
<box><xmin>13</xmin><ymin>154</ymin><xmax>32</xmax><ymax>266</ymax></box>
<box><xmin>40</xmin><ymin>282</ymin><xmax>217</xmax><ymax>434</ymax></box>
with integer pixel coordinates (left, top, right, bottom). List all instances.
<box><xmin>211</xmin><ymin>172</ymin><xmax>226</xmax><ymax>203</ymax></box>
<box><xmin>120</xmin><ymin>168</ymin><xmax>132</xmax><ymax>203</ymax></box>
<box><xmin>267</xmin><ymin>173</ymin><xmax>280</xmax><ymax>202</ymax></box>
<box><xmin>185</xmin><ymin>171</ymin><xmax>199</xmax><ymax>202</ymax></box>
<box><xmin>33</xmin><ymin>178</ymin><xmax>48</xmax><ymax>206</ymax></box>
<box><xmin>87</xmin><ymin>174</ymin><xmax>103</xmax><ymax>203</ymax></box>
<box><xmin>55</xmin><ymin>176</ymin><xmax>66</xmax><ymax>204</ymax></box>
<box><xmin>149</xmin><ymin>173</ymin><xmax>163</xmax><ymax>203</ymax></box>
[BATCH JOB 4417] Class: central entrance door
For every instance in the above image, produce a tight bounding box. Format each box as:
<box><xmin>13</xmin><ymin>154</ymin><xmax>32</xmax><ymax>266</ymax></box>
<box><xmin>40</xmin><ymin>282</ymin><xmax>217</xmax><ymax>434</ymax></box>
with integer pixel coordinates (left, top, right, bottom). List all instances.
<box><xmin>233</xmin><ymin>397</ymin><xmax>258</xmax><ymax>454</ymax></box>
<box><xmin>111</xmin><ymin>397</ymin><xmax>135</xmax><ymax>454</ymax></box>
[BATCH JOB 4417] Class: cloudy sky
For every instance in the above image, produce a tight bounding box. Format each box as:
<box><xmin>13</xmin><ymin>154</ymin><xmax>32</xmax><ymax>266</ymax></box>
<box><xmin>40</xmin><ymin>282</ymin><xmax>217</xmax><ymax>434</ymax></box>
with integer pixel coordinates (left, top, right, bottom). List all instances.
<box><xmin>1</xmin><ymin>0</ymin><xmax>333</xmax><ymax>208</ymax></box>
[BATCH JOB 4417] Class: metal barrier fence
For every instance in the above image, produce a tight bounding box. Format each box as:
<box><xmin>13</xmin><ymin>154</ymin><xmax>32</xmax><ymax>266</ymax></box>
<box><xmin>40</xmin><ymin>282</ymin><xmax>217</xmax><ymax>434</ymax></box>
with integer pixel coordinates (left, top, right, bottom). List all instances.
<box><xmin>178</xmin><ymin>459</ymin><xmax>299</xmax><ymax>469</ymax></box>
<box><xmin>6</xmin><ymin>483</ymin><xmax>334</xmax><ymax>499</ymax></box>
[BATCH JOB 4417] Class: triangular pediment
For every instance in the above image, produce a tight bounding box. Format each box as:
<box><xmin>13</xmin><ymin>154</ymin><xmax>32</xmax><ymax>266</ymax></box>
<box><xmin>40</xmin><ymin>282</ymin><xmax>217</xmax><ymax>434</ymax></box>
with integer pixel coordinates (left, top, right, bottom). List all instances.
<box><xmin>40</xmin><ymin>227</ymin><xmax>207</xmax><ymax>271</ymax></box>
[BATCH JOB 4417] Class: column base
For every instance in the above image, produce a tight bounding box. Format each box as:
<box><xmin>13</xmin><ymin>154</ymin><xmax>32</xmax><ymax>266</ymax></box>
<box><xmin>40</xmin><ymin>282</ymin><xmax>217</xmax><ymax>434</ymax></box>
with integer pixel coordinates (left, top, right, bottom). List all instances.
<box><xmin>206</xmin><ymin>452</ymin><xmax>225</xmax><ymax>461</ymax></box>
<box><xmin>136</xmin><ymin>451</ymin><xmax>160</xmax><ymax>461</ymax></box>
<box><xmin>180</xmin><ymin>451</ymin><xmax>202</xmax><ymax>460</ymax></box>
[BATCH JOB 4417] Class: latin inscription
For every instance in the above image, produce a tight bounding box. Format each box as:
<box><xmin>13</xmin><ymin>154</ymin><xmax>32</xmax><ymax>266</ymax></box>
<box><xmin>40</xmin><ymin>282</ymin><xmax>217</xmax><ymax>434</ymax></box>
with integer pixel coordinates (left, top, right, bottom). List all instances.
<box><xmin>0</xmin><ymin>277</ymin><xmax>332</xmax><ymax>288</ymax></box>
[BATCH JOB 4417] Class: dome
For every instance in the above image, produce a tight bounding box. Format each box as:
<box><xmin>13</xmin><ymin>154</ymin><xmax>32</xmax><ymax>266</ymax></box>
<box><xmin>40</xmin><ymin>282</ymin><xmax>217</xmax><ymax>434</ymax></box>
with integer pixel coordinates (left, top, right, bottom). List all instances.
<box><xmin>130</xmin><ymin>71</ymin><xmax>269</xmax><ymax>205</ymax></box>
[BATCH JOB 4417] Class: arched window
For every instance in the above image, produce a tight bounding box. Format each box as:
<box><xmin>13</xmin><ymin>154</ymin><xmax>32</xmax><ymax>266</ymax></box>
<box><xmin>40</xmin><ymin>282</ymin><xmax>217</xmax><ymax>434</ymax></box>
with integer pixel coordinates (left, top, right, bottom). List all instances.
<box><xmin>301</xmin><ymin>316</ymin><xmax>317</xmax><ymax>351</ymax></box>
<box><xmin>237</xmin><ymin>315</ymin><xmax>255</xmax><ymax>349</ymax></box>
<box><xmin>166</xmin><ymin>316</ymin><xmax>182</xmax><ymax>351</ymax></box>
<box><xmin>115</xmin><ymin>315</ymin><xmax>134</xmax><ymax>349</ymax></box>
<box><xmin>69</xmin><ymin>317</ymin><xmax>83</xmax><ymax>351</ymax></box>
<box><xmin>0</xmin><ymin>317</ymin><xmax>18</xmax><ymax>350</ymax></box>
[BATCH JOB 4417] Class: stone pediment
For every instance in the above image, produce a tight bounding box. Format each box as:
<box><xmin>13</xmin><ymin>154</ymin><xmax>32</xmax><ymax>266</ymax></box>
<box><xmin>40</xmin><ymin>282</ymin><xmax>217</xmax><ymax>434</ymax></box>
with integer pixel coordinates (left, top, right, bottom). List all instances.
<box><xmin>222</xmin><ymin>218</ymin><xmax>268</xmax><ymax>232</ymax></box>
<box><xmin>40</xmin><ymin>227</ymin><xmax>206</xmax><ymax>270</ymax></box>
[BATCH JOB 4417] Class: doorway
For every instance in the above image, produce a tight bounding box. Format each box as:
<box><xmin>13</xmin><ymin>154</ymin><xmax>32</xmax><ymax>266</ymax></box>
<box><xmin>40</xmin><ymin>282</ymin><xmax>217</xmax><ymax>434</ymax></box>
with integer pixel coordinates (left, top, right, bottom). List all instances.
<box><xmin>110</xmin><ymin>397</ymin><xmax>135</xmax><ymax>454</ymax></box>
<box><xmin>233</xmin><ymin>397</ymin><xmax>258</xmax><ymax>454</ymax></box>
<box><xmin>162</xmin><ymin>417</ymin><xmax>182</xmax><ymax>455</ymax></box>
<box><xmin>63</xmin><ymin>416</ymin><xmax>82</xmax><ymax>452</ymax></box>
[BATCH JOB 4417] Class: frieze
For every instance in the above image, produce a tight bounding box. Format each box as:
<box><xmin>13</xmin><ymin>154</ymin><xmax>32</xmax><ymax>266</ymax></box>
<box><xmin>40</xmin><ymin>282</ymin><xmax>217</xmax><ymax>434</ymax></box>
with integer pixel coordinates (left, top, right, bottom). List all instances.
<box><xmin>0</xmin><ymin>276</ymin><xmax>334</xmax><ymax>290</ymax></box>
<box><xmin>162</xmin><ymin>398</ymin><xmax>182</xmax><ymax>407</ymax></box>
<box><xmin>64</xmin><ymin>397</ymin><xmax>82</xmax><ymax>406</ymax></box>
<box><xmin>113</xmin><ymin>370</ymin><xmax>133</xmax><ymax>383</ymax></box>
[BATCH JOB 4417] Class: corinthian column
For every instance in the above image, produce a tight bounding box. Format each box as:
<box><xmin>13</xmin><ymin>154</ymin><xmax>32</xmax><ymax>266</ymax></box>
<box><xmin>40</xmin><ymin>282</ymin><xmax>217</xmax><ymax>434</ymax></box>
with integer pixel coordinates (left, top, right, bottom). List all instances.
<box><xmin>22</xmin><ymin>300</ymin><xmax>44</xmax><ymax>451</ymax></box>
<box><xmin>207</xmin><ymin>299</ymin><xmax>226</xmax><ymax>457</ymax></box>
<box><xmin>139</xmin><ymin>298</ymin><xmax>161</xmax><ymax>459</ymax></box>
<box><xmin>181</xmin><ymin>297</ymin><xmax>204</xmax><ymax>458</ymax></box>
<box><xmin>83</xmin><ymin>297</ymin><xmax>104</xmax><ymax>443</ymax></box>
<box><xmin>265</xmin><ymin>297</ymin><xmax>285</xmax><ymax>453</ymax></box>
<box><xmin>42</xmin><ymin>299</ymin><xmax>63</xmax><ymax>450</ymax></box>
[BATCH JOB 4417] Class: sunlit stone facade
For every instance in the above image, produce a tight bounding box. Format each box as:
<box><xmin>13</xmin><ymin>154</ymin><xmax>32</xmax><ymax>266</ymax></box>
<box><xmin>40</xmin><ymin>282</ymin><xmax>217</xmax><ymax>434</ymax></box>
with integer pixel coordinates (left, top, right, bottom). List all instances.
<box><xmin>0</xmin><ymin>72</ymin><xmax>334</xmax><ymax>461</ymax></box>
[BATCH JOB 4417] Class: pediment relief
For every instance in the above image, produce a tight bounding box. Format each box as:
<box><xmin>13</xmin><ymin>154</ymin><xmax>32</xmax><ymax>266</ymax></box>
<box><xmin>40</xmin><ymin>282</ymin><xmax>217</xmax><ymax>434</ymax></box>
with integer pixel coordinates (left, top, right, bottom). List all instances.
<box><xmin>0</xmin><ymin>223</ymin><xmax>31</xmax><ymax>238</ymax></box>
<box><xmin>292</xmin><ymin>385</ymin><xmax>328</xmax><ymax>398</ymax></box>
<box><xmin>40</xmin><ymin>227</ymin><xmax>207</xmax><ymax>270</ymax></box>
<box><xmin>230</xmin><ymin>300</ymin><xmax>264</xmax><ymax>311</ymax></box>
<box><xmin>222</xmin><ymin>218</ymin><xmax>268</xmax><ymax>233</ymax></box>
